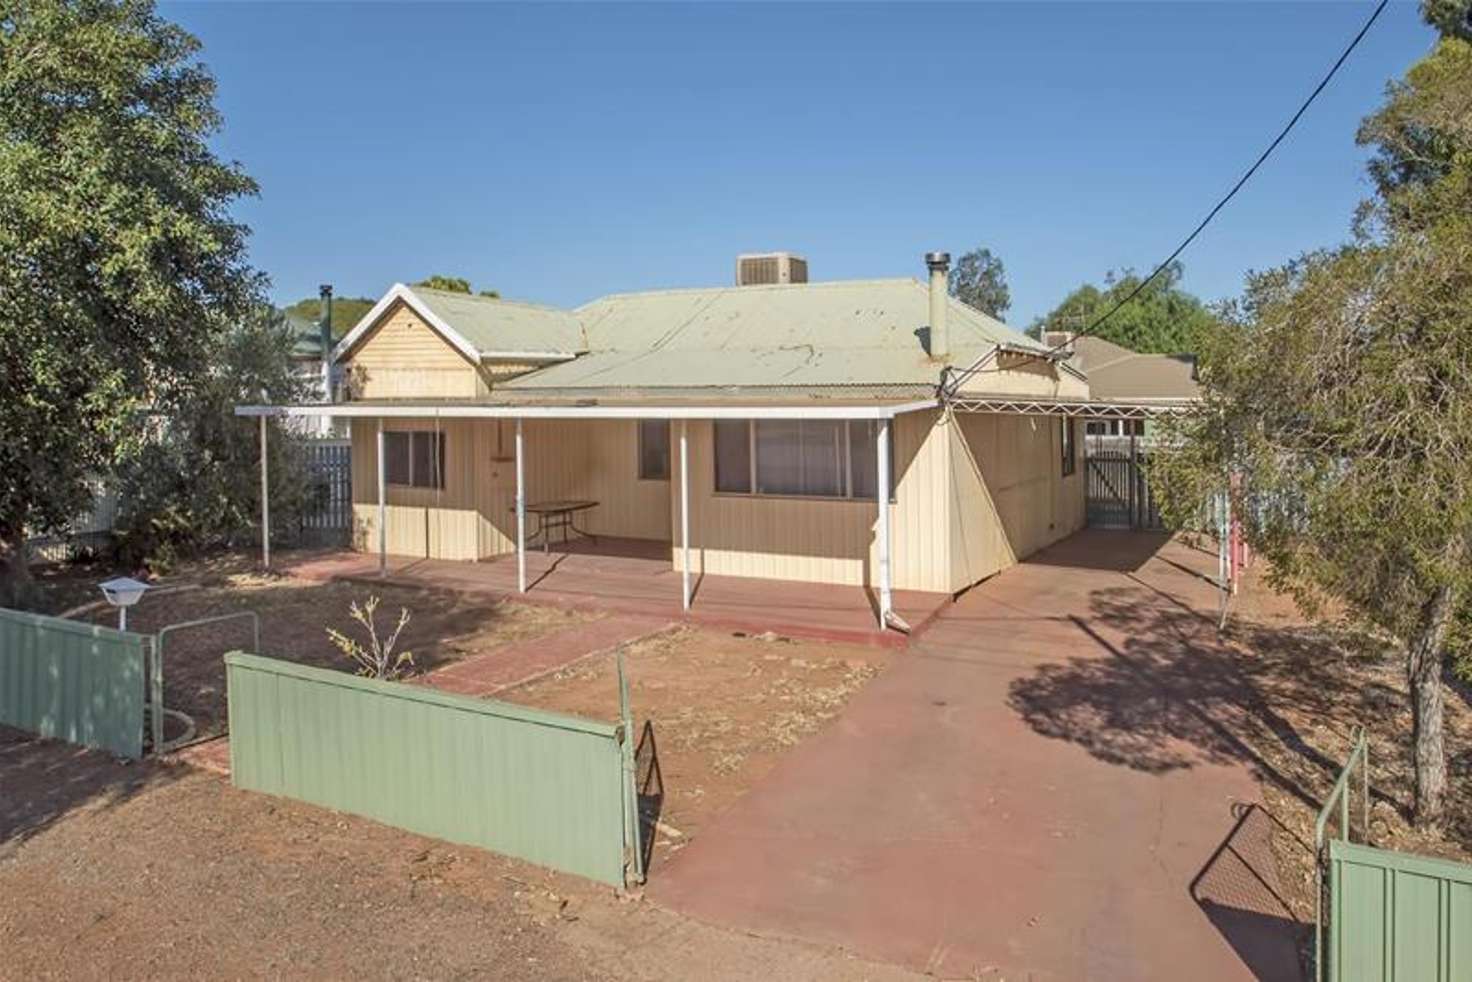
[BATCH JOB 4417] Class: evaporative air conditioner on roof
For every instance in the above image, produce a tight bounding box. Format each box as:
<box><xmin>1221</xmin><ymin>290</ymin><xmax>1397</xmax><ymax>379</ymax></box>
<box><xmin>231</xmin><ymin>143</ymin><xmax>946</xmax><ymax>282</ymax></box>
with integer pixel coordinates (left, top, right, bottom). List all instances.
<box><xmin>736</xmin><ymin>252</ymin><xmax>808</xmax><ymax>287</ymax></box>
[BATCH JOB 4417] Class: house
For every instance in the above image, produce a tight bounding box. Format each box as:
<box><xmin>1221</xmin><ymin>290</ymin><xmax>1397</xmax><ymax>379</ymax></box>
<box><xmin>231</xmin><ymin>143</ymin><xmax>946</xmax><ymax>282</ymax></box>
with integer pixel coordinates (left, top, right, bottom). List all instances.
<box><xmin>1042</xmin><ymin>332</ymin><xmax>1200</xmax><ymax>437</ymax></box>
<box><xmin>281</xmin><ymin>287</ymin><xmax>342</xmax><ymax>439</ymax></box>
<box><xmin>240</xmin><ymin>252</ymin><xmax>1105</xmax><ymax>630</ymax></box>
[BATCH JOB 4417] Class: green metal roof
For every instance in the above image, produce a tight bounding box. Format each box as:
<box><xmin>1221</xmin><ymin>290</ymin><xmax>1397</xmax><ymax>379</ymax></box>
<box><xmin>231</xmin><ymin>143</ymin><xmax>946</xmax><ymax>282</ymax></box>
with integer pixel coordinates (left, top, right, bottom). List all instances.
<box><xmin>504</xmin><ymin>278</ymin><xmax>1045</xmax><ymax>390</ymax></box>
<box><xmin>410</xmin><ymin>287</ymin><xmax>586</xmax><ymax>357</ymax></box>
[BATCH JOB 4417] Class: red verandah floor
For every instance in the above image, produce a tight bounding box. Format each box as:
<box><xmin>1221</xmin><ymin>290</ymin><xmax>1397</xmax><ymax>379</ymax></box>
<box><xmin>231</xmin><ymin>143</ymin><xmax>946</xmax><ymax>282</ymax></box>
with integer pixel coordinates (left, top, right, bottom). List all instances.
<box><xmin>283</xmin><ymin>537</ymin><xmax>949</xmax><ymax>648</ymax></box>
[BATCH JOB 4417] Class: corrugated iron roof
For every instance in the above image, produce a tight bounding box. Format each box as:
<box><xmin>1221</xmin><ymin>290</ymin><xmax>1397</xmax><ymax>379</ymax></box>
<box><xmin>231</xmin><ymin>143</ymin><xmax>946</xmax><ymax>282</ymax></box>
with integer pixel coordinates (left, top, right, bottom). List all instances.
<box><xmin>411</xmin><ymin>287</ymin><xmax>587</xmax><ymax>356</ymax></box>
<box><xmin>1068</xmin><ymin>336</ymin><xmax>1200</xmax><ymax>401</ymax></box>
<box><xmin>503</xmin><ymin>278</ymin><xmax>1044</xmax><ymax>390</ymax></box>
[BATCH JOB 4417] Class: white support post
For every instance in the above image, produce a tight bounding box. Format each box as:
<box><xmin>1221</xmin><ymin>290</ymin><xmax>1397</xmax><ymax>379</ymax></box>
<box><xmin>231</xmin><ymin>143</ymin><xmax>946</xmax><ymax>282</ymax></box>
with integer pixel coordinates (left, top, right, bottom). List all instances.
<box><xmin>376</xmin><ymin>418</ymin><xmax>386</xmax><ymax>576</ymax></box>
<box><xmin>515</xmin><ymin>417</ymin><xmax>526</xmax><ymax>593</ymax></box>
<box><xmin>259</xmin><ymin>416</ymin><xmax>271</xmax><ymax>569</ymax></box>
<box><xmin>876</xmin><ymin>418</ymin><xmax>893</xmax><ymax>629</ymax></box>
<box><xmin>680</xmin><ymin>420</ymin><xmax>691</xmax><ymax>611</ymax></box>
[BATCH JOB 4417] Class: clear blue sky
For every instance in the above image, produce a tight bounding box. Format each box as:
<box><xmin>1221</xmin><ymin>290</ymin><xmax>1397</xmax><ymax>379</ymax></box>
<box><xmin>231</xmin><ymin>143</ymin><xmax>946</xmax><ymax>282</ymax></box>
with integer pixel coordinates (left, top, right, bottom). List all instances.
<box><xmin>165</xmin><ymin>1</ymin><xmax>1436</xmax><ymax>326</ymax></box>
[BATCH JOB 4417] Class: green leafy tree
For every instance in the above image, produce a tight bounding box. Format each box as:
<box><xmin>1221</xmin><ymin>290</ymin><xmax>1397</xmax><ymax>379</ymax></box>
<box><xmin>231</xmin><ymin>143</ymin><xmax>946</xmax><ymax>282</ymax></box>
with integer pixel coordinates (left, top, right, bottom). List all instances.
<box><xmin>415</xmin><ymin>275</ymin><xmax>471</xmax><ymax>294</ymax></box>
<box><xmin>0</xmin><ymin>0</ymin><xmax>260</xmax><ymax>603</ymax></box>
<box><xmin>1152</xmin><ymin>7</ymin><xmax>1472</xmax><ymax>824</ymax></box>
<box><xmin>113</xmin><ymin>307</ymin><xmax>312</xmax><ymax>570</ymax></box>
<box><xmin>283</xmin><ymin>296</ymin><xmax>375</xmax><ymax>340</ymax></box>
<box><xmin>949</xmin><ymin>247</ymin><xmax>1010</xmax><ymax>319</ymax></box>
<box><xmin>1032</xmin><ymin>262</ymin><xmax>1220</xmax><ymax>353</ymax></box>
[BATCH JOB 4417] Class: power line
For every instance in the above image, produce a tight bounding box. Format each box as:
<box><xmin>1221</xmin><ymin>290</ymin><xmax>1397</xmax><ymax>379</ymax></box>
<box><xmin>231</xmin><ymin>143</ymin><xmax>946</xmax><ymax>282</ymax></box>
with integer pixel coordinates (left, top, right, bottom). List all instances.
<box><xmin>1033</xmin><ymin>0</ymin><xmax>1390</xmax><ymax>360</ymax></box>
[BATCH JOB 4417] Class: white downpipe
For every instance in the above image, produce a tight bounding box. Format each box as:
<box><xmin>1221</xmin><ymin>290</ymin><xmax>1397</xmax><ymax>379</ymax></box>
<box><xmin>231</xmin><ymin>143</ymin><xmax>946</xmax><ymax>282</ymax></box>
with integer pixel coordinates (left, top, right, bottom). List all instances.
<box><xmin>376</xmin><ymin>418</ymin><xmax>386</xmax><ymax>576</ymax></box>
<box><xmin>515</xmin><ymin>417</ymin><xmax>526</xmax><ymax>593</ymax></box>
<box><xmin>680</xmin><ymin>420</ymin><xmax>691</xmax><ymax>611</ymax></box>
<box><xmin>876</xmin><ymin>418</ymin><xmax>892</xmax><ymax>629</ymax></box>
<box><xmin>259</xmin><ymin>416</ymin><xmax>270</xmax><ymax>569</ymax></box>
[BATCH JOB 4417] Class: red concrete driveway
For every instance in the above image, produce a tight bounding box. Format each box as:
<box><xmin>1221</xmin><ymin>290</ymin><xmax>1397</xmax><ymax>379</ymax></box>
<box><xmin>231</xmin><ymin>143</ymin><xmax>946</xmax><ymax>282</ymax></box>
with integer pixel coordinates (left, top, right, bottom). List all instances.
<box><xmin>653</xmin><ymin>531</ymin><xmax>1303</xmax><ymax>980</ymax></box>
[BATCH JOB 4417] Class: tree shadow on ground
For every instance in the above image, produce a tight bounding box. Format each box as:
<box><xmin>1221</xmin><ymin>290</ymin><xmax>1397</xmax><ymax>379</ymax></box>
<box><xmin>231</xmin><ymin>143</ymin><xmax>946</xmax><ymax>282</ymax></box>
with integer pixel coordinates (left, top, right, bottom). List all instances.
<box><xmin>1007</xmin><ymin>557</ymin><xmax>1472</xmax><ymax>854</ymax></box>
<box><xmin>0</xmin><ymin>726</ymin><xmax>185</xmax><ymax>851</ymax></box>
<box><xmin>1191</xmin><ymin>802</ymin><xmax>1310</xmax><ymax>982</ymax></box>
<box><xmin>1007</xmin><ymin>578</ymin><xmax>1342</xmax><ymax>811</ymax></box>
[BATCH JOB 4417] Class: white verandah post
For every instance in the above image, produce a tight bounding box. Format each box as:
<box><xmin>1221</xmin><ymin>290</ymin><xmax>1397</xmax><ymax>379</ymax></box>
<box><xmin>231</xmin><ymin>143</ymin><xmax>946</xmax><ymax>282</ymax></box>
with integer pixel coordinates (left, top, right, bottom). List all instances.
<box><xmin>259</xmin><ymin>415</ymin><xmax>270</xmax><ymax>569</ymax></box>
<box><xmin>515</xmin><ymin>417</ymin><xmax>526</xmax><ymax>593</ymax></box>
<box><xmin>876</xmin><ymin>417</ymin><xmax>893</xmax><ymax>629</ymax></box>
<box><xmin>680</xmin><ymin>420</ymin><xmax>691</xmax><ymax>611</ymax></box>
<box><xmin>376</xmin><ymin>418</ymin><xmax>386</xmax><ymax>576</ymax></box>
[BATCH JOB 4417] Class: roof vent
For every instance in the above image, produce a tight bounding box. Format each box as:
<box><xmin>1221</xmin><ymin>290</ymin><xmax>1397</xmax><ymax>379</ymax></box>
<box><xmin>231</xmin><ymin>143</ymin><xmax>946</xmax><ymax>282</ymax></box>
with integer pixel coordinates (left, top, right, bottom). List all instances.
<box><xmin>736</xmin><ymin>252</ymin><xmax>808</xmax><ymax>287</ymax></box>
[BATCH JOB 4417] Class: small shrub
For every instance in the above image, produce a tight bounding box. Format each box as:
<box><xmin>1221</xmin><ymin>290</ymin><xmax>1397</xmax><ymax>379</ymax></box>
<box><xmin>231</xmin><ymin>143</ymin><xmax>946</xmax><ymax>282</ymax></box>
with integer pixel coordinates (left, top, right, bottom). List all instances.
<box><xmin>326</xmin><ymin>595</ymin><xmax>415</xmax><ymax>680</ymax></box>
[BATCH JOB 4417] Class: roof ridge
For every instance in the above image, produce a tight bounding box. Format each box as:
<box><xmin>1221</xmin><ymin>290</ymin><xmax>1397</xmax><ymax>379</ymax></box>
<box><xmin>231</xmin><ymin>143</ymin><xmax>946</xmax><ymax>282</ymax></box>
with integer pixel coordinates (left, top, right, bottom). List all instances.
<box><xmin>575</xmin><ymin>276</ymin><xmax>919</xmax><ymax>308</ymax></box>
<box><xmin>412</xmin><ymin>286</ymin><xmax>575</xmax><ymax>317</ymax></box>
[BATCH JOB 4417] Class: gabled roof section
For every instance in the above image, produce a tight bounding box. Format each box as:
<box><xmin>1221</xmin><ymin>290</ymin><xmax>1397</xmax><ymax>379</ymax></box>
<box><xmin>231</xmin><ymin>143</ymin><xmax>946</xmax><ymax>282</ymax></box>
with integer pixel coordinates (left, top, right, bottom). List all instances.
<box><xmin>333</xmin><ymin>283</ymin><xmax>586</xmax><ymax>365</ymax></box>
<box><xmin>1068</xmin><ymin>336</ymin><xmax>1200</xmax><ymax>401</ymax></box>
<box><xmin>504</xmin><ymin>278</ymin><xmax>1048</xmax><ymax>391</ymax></box>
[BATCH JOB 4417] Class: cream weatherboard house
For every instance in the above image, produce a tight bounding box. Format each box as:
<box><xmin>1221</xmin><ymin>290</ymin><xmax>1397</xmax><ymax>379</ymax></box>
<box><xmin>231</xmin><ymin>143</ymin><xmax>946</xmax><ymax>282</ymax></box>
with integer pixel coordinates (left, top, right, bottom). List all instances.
<box><xmin>239</xmin><ymin>253</ymin><xmax>1095</xmax><ymax>631</ymax></box>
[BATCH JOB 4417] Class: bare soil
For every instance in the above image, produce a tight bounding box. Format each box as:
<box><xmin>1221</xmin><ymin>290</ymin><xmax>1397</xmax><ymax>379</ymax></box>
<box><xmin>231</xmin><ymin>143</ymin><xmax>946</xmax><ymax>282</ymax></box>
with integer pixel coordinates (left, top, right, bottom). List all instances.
<box><xmin>37</xmin><ymin>553</ymin><xmax>590</xmax><ymax>741</ymax></box>
<box><xmin>0</xmin><ymin>727</ymin><xmax>916</xmax><ymax>982</ymax></box>
<box><xmin>1221</xmin><ymin>558</ymin><xmax>1472</xmax><ymax>924</ymax></box>
<box><xmin>497</xmin><ymin>626</ymin><xmax>888</xmax><ymax>873</ymax></box>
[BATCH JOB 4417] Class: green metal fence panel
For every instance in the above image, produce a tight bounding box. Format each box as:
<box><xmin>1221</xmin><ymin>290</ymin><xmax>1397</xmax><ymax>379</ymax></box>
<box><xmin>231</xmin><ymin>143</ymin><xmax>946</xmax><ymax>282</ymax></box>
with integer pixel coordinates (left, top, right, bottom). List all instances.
<box><xmin>225</xmin><ymin>651</ymin><xmax>629</xmax><ymax>887</ymax></box>
<box><xmin>0</xmin><ymin>607</ymin><xmax>146</xmax><ymax>758</ymax></box>
<box><xmin>1329</xmin><ymin>839</ymin><xmax>1472</xmax><ymax>981</ymax></box>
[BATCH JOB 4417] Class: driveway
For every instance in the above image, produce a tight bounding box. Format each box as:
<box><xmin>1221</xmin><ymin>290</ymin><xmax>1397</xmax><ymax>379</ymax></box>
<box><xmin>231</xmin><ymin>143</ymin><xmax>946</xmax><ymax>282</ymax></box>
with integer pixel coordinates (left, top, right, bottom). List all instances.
<box><xmin>652</xmin><ymin>530</ymin><xmax>1303</xmax><ymax>980</ymax></box>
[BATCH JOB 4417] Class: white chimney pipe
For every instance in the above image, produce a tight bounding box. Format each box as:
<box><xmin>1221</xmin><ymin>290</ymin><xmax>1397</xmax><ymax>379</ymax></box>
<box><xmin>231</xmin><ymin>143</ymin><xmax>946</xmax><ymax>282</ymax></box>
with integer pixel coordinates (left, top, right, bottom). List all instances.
<box><xmin>926</xmin><ymin>251</ymin><xmax>950</xmax><ymax>360</ymax></box>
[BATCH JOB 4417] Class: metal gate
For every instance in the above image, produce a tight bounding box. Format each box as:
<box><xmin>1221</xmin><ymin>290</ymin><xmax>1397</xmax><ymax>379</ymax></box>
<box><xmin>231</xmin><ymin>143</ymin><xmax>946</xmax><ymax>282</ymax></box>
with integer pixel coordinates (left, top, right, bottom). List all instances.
<box><xmin>298</xmin><ymin>439</ymin><xmax>350</xmax><ymax>545</ymax></box>
<box><xmin>1085</xmin><ymin>436</ymin><xmax>1162</xmax><ymax>530</ymax></box>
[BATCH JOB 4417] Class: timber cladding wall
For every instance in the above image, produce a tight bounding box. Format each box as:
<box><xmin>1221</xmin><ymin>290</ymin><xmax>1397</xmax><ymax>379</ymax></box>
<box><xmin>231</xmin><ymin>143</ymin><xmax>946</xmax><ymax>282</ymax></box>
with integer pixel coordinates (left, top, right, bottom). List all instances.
<box><xmin>0</xmin><ymin>607</ymin><xmax>147</xmax><ymax>758</ymax></box>
<box><xmin>349</xmin><ymin>418</ymin><xmax>670</xmax><ymax>560</ymax></box>
<box><xmin>671</xmin><ymin>411</ymin><xmax>953</xmax><ymax>593</ymax></box>
<box><xmin>947</xmin><ymin>412</ymin><xmax>1085</xmax><ymax>588</ymax></box>
<box><xmin>225</xmin><ymin>652</ymin><xmax>630</xmax><ymax>887</ymax></box>
<box><xmin>341</xmin><ymin>301</ymin><xmax>488</xmax><ymax>400</ymax></box>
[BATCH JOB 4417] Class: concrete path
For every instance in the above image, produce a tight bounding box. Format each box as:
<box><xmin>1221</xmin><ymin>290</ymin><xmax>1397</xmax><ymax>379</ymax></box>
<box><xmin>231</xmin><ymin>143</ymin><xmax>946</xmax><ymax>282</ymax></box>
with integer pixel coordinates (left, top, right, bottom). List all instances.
<box><xmin>653</xmin><ymin>531</ymin><xmax>1303</xmax><ymax>981</ymax></box>
<box><xmin>415</xmin><ymin>613</ymin><xmax>672</xmax><ymax>697</ymax></box>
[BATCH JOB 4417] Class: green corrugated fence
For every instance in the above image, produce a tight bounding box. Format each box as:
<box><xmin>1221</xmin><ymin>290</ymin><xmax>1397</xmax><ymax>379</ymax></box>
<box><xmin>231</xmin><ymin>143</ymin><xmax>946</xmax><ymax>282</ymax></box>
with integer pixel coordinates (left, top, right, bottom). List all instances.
<box><xmin>0</xmin><ymin>607</ymin><xmax>147</xmax><ymax>758</ymax></box>
<box><xmin>1329</xmin><ymin>840</ymin><xmax>1472</xmax><ymax>982</ymax></box>
<box><xmin>225</xmin><ymin>651</ymin><xmax>632</xmax><ymax>887</ymax></box>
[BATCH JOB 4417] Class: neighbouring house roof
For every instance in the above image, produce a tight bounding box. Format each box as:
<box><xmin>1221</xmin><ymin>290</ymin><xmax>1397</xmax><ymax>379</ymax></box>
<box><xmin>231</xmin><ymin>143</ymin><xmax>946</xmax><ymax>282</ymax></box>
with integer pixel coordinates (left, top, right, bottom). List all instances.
<box><xmin>284</xmin><ymin>312</ymin><xmax>325</xmax><ymax>361</ymax></box>
<box><xmin>334</xmin><ymin>283</ymin><xmax>587</xmax><ymax>365</ymax></box>
<box><xmin>1065</xmin><ymin>336</ymin><xmax>1200</xmax><ymax>402</ymax></box>
<box><xmin>502</xmin><ymin>278</ymin><xmax>1047</xmax><ymax>392</ymax></box>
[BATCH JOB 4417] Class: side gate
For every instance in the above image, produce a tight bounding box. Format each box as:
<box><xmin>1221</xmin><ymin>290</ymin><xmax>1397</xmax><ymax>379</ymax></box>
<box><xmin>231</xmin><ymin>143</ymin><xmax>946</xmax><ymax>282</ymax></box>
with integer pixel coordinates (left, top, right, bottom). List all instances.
<box><xmin>1085</xmin><ymin>436</ymin><xmax>1163</xmax><ymax>530</ymax></box>
<box><xmin>298</xmin><ymin>439</ymin><xmax>351</xmax><ymax>545</ymax></box>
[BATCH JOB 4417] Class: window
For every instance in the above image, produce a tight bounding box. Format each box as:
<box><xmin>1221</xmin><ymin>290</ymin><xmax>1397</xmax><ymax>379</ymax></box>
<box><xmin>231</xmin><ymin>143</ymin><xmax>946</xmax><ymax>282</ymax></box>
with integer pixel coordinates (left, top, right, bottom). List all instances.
<box><xmin>713</xmin><ymin>419</ymin><xmax>894</xmax><ymax>500</ymax></box>
<box><xmin>714</xmin><ymin>419</ymin><xmax>752</xmax><ymax>493</ymax></box>
<box><xmin>384</xmin><ymin>430</ymin><xmax>445</xmax><ymax>489</ymax></box>
<box><xmin>1060</xmin><ymin>417</ymin><xmax>1076</xmax><ymax>477</ymax></box>
<box><xmin>637</xmin><ymin>420</ymin><xmax>670</xmax><ymax>480</ymax></box>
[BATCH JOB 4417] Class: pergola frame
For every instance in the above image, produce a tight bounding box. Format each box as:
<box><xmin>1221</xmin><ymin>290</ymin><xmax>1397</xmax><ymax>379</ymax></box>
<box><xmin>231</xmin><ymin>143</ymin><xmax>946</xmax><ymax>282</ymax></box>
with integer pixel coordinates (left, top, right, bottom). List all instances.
<box><xmin>943</xmin><ymin>396</ymin><xmax>1194</xmax><ymax>419</ymax></box>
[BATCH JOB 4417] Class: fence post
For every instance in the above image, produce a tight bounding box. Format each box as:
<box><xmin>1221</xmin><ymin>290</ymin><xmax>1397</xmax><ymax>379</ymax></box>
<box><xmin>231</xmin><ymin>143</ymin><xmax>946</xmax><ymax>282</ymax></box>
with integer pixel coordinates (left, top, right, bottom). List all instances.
<box><xmin>618</xmin><ymin>651</ymin><xmax>644</xmax><ymax>886</ymax></box>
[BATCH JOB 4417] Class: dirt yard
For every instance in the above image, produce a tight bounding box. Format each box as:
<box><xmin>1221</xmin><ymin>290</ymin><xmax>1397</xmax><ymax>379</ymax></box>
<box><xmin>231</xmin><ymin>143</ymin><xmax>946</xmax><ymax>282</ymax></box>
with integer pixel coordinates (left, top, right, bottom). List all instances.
<box><xmin>497</xmin><ymin>626</ymin><xmax>888</xmax><ymax>872</ymax></box>
<box><xmin>1216</xmin><ymin>556</ymin><xmax>1472</xmax><ymax>922</ymax></box>
<box><xmin>36</xmin><ymin>554</ymin><xmax>591</xmax><ymax>742</ymax></box>
<box><xmin>0</xmin><ymin>726</ymin><xmax>916</xmax><ymax>982</ymax></box>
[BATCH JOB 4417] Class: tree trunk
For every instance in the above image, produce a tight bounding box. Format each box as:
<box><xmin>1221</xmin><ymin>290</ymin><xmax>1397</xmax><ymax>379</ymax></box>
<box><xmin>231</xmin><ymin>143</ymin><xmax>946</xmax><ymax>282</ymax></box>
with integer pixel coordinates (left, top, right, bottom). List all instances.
<box><xmin>1406</xmin><ymin>580</ymin><xmax>1455</xmax><ymax>826</ymax></box>
<box><xmin>0</xmin><ymin>524</ymin><xmax>34</xmax><ymax>610</ymax></box>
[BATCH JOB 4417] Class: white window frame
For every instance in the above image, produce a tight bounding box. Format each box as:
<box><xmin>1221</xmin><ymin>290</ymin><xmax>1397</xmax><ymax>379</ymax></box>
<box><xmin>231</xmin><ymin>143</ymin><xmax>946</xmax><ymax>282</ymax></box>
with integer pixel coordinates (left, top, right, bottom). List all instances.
<box><xmin>713</xmin><ymin>419</ymin><xmax>894</xmax><ymax>502</ymax></box>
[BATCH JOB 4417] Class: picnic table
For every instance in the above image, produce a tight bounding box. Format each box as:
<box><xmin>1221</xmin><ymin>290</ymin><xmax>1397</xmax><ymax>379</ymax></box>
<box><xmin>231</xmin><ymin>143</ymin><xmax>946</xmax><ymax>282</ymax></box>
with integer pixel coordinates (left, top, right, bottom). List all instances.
<box><xmin>513</xmin><ymin>499</ymin><xmax>599</xmax><ymax>553</ymax></box>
